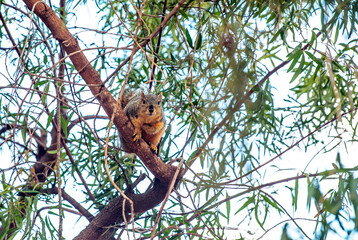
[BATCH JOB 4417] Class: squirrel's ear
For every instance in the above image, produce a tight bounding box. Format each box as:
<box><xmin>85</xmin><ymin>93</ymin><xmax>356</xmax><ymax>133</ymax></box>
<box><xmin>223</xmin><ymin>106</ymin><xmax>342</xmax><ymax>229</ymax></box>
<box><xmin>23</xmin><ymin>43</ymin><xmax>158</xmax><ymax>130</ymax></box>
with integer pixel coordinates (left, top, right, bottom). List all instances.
<box><xmin>159</xmin><ymin>92</ymin><xmax>162</xmax><ymax>101</ymax></box>
<box><xmin>141</xmin><ymin>91</ymin><xmax>145</xmax><ymax>99</ymax></box>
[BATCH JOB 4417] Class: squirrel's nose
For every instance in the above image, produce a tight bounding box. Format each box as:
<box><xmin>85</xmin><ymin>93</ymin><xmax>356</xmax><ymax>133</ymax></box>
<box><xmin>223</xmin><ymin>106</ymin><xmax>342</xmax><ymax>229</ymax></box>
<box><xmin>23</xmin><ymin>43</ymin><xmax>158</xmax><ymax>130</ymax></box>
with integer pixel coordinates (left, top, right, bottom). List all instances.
<box><xmin>149</xmin><ymin>105</ymin><xmax>154</xmax><ymax>113</ymax></box>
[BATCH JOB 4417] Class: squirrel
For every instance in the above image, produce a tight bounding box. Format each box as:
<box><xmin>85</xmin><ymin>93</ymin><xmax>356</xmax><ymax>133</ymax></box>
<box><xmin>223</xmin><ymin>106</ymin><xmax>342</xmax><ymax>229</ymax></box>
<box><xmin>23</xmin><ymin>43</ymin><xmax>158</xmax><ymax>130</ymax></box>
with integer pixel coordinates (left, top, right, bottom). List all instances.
<box><xmin>120</xmin><ymin>90</ymin><xmax>165</xmax><ymax>154</ymax></box>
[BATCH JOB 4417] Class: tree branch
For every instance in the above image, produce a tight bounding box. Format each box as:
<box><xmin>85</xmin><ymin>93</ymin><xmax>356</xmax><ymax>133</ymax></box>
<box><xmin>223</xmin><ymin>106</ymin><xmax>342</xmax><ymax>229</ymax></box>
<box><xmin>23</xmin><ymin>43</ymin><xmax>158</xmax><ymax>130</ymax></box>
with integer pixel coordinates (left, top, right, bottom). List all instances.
<box><xmin>22</xmin><ymin>0</ymin><xmax>179</xmax><ymax>185</ymax></box>
<box><xmin>44</xmin><ymin>187</ymin><xmax>95</xmax><ymax>222</ymax></box>
<box><xmin>74</xmin><ymin>178</ymin><xmax>168</xmax><ymax>240</ymax></box>
<box><xmin>148</xmin><ymin>0</ymin><xmax>168</xmax><ymax>91</ymax></box>
<box><xmin>105</xmin><ymin>0</ymin><xmax>187</xmax><ymax>84</ymax></box>
<box><xmin>21</xmin><ymin>0</ymin><xmax>187</xmax><ymax>238</ymax></box>
<box><xmin>186</xmin><ymin>30</ymin><xmax>323</xmax><ymax>170</ymax></box>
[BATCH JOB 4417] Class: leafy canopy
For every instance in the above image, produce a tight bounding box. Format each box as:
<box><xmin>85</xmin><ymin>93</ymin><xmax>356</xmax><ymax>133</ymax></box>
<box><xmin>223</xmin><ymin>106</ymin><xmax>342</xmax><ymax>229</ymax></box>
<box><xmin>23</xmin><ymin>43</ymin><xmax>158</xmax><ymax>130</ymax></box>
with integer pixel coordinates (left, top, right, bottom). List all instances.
<box><xmin>1</xmin><ymin>0</ymin><xmax>358</xmax><ymax>239</ymax></box>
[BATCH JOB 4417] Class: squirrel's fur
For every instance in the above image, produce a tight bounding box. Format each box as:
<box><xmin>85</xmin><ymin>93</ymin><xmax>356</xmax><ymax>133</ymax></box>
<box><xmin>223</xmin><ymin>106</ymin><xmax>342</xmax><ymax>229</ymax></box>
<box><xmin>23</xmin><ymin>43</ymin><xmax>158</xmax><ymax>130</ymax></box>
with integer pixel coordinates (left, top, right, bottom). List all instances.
<box><xmin>120</xmin><ymin>90</ymin><xmax>165</xmax><ymax>153</ymax></box>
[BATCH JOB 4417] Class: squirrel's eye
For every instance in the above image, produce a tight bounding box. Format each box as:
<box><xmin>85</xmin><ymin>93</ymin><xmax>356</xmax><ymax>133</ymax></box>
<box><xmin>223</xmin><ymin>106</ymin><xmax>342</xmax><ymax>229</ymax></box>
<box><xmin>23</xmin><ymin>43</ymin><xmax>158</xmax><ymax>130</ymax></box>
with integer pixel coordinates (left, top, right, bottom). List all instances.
<box><xmin>157</xmin><ymin>101</ymin><xmax>160</xmax><ymax>105</ymax></box>
<box><xmin>142</xmin><ymin>100</ymin><xmax>146</xmax><ymax>104</ymax></box>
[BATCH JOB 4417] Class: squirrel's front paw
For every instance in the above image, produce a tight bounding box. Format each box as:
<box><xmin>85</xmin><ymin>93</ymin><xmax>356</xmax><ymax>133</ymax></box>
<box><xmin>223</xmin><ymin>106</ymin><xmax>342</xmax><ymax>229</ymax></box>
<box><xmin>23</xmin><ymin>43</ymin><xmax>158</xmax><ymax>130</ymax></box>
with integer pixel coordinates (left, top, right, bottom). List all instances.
<box><xmin>133</xmin><ymin>128</ymin><xmax>142</xmax><ymax>142</ymax></box>
<box><xmin>150</xmin><ymin>143</ymin><xmax>158</xmax><ymax>154</ymax></box>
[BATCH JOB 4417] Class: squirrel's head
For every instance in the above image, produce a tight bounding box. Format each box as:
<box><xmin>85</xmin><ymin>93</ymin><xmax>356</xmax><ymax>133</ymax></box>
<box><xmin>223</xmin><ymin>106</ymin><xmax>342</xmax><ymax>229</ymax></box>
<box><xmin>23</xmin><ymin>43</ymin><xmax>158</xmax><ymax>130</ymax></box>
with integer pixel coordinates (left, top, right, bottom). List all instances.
<box><xmin>140</xmin><ymin>91</ymin><xmax>163</xmax><ymax>117</ymax></box>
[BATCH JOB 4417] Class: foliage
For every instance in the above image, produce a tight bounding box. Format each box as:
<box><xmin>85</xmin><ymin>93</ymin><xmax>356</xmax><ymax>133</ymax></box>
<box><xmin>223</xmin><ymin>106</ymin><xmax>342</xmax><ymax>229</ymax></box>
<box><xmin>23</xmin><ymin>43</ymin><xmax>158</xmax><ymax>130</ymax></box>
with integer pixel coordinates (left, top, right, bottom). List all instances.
<box><xmin>1</xmin><ymin>0</ymin><xmax>358</xmax><ymax>239</ymax></box>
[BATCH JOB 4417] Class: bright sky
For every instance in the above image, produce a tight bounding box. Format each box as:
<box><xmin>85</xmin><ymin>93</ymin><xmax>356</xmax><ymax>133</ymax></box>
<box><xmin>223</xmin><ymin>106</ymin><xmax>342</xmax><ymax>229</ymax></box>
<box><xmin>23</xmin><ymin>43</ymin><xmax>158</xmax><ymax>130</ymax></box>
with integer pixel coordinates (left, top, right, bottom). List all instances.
<box><xmin>1</xmin><ymin>1</ymin><xmax>358</xmax><ymax>240</ymax></box>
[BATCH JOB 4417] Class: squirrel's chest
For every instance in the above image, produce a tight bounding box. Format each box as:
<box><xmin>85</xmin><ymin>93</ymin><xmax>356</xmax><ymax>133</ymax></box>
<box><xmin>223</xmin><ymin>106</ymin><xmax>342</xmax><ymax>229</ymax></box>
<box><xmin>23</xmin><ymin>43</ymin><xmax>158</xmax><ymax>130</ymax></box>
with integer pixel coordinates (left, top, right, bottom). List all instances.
<box><xmin>136</xmin><ymin>112</ymin><xmax>162</xmax><ymax>124</ymax></box>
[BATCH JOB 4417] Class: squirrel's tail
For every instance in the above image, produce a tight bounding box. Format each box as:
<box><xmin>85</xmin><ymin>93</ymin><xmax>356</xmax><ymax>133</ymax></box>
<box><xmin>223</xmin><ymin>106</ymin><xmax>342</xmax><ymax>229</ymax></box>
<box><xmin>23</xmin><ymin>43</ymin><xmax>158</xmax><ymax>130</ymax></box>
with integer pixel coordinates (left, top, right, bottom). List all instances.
<box><xmin>120</xmin><ymin>89</ymin><xmax>139</xmax><ymax>109</ymax></box>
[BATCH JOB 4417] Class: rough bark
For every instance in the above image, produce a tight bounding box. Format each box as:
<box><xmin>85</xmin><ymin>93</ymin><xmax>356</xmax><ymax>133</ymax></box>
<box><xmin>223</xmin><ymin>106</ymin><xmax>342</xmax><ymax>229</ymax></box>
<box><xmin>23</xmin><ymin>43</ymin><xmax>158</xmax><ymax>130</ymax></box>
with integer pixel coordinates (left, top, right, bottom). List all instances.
<box><xmin>21</xmin><ymin>0</ymin><xmax>186</xmax><ymax>239</ymax></box>
<box><xmin>22</xmin><ymin>0</ymin><xmax>178</xmax><ymax>184</ymax></box>
<box><xmin>74</xmin><ymin>179</ymin><xmax>167</xmax><ymax>240</ymax></box>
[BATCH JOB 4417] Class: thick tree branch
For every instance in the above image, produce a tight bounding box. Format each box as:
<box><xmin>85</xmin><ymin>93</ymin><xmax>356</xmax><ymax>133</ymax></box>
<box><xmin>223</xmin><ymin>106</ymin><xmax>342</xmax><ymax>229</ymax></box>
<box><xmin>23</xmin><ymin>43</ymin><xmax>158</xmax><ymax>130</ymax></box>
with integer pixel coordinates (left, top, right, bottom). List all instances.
<box><xmin>22</xmin><ymin>0</ymin><xmax>178</xmax><ymax>185</ymax></box>
<box><xmin>20</xmin><ymin>0</ymin><xmax>187</xmax><ymax>239</ymax></box>
<box><xmin>74</xmin><ymin>178</ymin><xmax>168</xmax><ymax>240</ymax></box>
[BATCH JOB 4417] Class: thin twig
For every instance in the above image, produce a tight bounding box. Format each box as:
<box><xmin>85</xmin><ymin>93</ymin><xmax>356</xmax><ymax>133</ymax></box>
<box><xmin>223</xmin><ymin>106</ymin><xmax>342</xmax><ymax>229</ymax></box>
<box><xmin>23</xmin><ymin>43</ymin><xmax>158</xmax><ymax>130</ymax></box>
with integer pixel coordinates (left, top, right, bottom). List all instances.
<box><xmin>55</xmin><ymin>65</ymin><xmax>64</xmax><ymax>240</ymax></box>
<box><xmin>150</xmin><ymin>158</ymin><xmax>184</xmax><ymax>239</ymax></box>
<box><xmin>41</xmin><ymin>187</ymin><xmax>95</xmax><ymax>221</ymax></box>
<box><xmin>148</xmin><ymin>0</ymin><xmax>167</xmax><ymax>92</ymax></box>
<box><xmin>105</xmin><ymin>0</ymin><xmax>189</xmax><ymax>84</ymax></box>
<box><xmin>0</xmin><ymin>12</ymin><xmax>21</xmax><ymax>56</ymax></box>
<box><xmin>185</xmin><ymin>30</ymin><xmax>324</xmax><ymax>172</ymax></box>
<box><xmin>105</xmin><ymin>1</ymin><xmax>142</xmax><ymax>235</ymax></box>
<box><xmin>56</xmin><ymin>1</ymin><xmax>66</xmax><ymax>235</ymax></box>
<box><xmin>258</xmin><ymin>189</ymin><xmax>311</xmax><ymax>240</ymax></box>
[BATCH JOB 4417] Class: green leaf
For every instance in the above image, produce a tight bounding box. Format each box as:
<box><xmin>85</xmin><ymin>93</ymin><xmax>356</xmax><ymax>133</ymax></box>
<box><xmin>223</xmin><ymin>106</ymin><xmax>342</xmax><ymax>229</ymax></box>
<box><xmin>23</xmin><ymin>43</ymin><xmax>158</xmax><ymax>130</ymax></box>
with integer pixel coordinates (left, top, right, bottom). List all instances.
<box><xmin>47</xmin><ymin>150</ymin><xmax>58</xmax><ymax>154</ymax></box>
<box><xmin>157</xmin><ymin>70</ymin><xmax>162</xmax><ymax>81</ymax></box>
<box><xmin>286</xmin><ymin>49</ymin><xmax>302</xmax><ymax>72</ymax></box>
<box><xmin>235</xmin><ymin>195</ymin><xmax>255</xmax><ymax>214</ymax></box>
<box><xmin>305</xmin><ymin>51</ymin><xmax>324</xmax><ymax>67</ymax></box>
<box><xmin>21</xmin><ymin>121</ymin><xmax>27</xmax><ymax>143</ymax></box>
<box><xmin>34</xmin><ymin>80</ymin><xmax>48</xmax><ymax>89</ymax></box>
<box><xmin>195</xmin><ymin>32</ymin><xmax>202</xmax><ymax>50</ymax></box>
<box><xmin>185</xmin><ymin>29</ymin><xmax>193</xmax><ymax>49</ymax></box>
<box><xmin>294</xmin><ymin>178</ymin><xmax>299</xmax><ymax>211</ymax></box>
<box><xmin>46</xmin><ymin>112</ymin><xmax>54</xmax><ymax>129</ymax></box>
<box><xmin>172</xmin><ymin>27</ymin><xmax>180</xmax><ymax>43</ymax></box>
<box><xmin>178</xmin><ymin>9</ymin><xmax>188</xmax><ymax>20</ymax></box>
<box><xmin>261</xmin><ymin>195</ymin><xmax>282</xmax><ymax>213</ymax></box>
<box><xmin>60</xmin><ymin>114</ymin><xmax>68</xmax><ymax>138</ymax></box>
<box><xmin>225</xmin><ymin>192</ymin><xmax>230</xmax><ymax>223</ymax></box>
<box><xmin>290</xmin><ymin>54</ymin><xmax>305</xmax><ymax>82</ymax></box>
<box><xmin>41</xmin><ymin>83</ymin><xmax>50</xmax><ymax>105</ymax></box>
<box><xmin>202</xmin><ymin>189</ymin><xmax>223</xmax><ymax>209</ymax></box>
<box><xmin>254</xmin><ymin>199</ymin><xmax>265</xmax><ymax>230</ymax></box>
<box><xmin>269</xmin><ymin>27</ymin><xmax>284</xmax><ymax>44</ymax></box>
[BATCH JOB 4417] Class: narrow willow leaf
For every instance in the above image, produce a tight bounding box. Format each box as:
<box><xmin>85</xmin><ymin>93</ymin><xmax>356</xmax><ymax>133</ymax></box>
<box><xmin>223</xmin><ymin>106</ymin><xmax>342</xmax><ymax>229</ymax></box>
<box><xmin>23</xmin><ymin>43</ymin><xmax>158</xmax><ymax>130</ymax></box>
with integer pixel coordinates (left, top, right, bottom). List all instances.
<box><xmin>294</xmin><ymin>178</ymin><xmax>299</xmax><ymax>211</ymax></box>
<box><xmin>291</xmin><ymin>54</ymin><xmax>305</xmax><ymax>82</ymax></box>
<box><xmin>195</xmin><ymin>32</ymin><xmax>202</xmax><ymax>50</ymax></box>
<box><xmin>235</xmin><ymin>195</ymin><xmax>255</xmax><ymax>214</ymax></box>
<box><xmin>225</xmin><ymin>192</ymin><xmax>230</xmax><ymax>223</ymax></box>
<box><xmin>185</xmin><ymin>29</ymin><xmax>193</xmax><ymax>49</ymax></box>
<box><xmin>287</xmin><ymin>50</ymin><xmax>302</xmax><ymax>72</ymax></box>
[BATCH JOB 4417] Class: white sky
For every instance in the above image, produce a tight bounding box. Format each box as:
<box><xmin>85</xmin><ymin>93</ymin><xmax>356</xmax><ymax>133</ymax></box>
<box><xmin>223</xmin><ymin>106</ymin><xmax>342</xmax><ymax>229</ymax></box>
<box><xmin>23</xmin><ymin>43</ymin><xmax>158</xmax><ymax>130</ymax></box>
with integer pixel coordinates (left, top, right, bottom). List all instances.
<box><xmin>1</xmin><ymin>1</ymin><xmax>358</xmax><ymax>240</ymax></box>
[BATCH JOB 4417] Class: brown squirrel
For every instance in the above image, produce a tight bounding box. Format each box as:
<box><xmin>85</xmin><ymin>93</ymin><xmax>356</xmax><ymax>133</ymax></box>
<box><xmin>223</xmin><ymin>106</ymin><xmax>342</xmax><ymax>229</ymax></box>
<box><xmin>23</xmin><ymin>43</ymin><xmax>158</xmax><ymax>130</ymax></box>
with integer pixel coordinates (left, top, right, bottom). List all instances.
<box><xmin>120</xmin><ymin>90</ymin><xmax>165</xmax><ymax>154</ymax></box>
